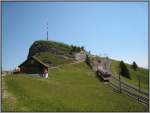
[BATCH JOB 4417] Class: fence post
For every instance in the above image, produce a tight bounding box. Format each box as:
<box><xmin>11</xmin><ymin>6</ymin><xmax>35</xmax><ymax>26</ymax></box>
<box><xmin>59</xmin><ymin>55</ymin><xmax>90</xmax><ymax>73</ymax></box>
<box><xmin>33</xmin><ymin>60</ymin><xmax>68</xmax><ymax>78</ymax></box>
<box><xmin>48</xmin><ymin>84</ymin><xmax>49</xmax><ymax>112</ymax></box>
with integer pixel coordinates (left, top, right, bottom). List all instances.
<box><xmin>138</xmin><ymin>75</ymin><xmax>141</xmax><ymax>102</ymax></box>
<box><xmin>119</xmin><ymin>74</ymin><xmax>121</xmax><ymax>93</ymax></box>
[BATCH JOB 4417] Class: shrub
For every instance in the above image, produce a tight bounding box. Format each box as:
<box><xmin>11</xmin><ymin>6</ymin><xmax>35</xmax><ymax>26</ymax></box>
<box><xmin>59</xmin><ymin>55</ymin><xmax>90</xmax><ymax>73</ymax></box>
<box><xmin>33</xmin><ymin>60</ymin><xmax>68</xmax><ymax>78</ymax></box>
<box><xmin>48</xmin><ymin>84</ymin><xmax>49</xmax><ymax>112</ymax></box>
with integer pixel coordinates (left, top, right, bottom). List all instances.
<box><xmin>85</xmin><ymin>54</ymin><xmax>90</xmax><ymax>66</ymax></box>
<box><xmin>70</xmin><ymin>45</ymin><xmax>83</xmax><ymax>53</ymax></box>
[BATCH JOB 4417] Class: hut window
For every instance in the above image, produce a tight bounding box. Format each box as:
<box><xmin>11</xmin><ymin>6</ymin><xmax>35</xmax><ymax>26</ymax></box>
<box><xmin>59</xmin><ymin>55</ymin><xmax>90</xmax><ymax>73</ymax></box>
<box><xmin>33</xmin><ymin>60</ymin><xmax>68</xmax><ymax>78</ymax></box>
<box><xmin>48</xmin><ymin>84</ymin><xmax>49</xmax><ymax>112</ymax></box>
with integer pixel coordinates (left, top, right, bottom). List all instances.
<box><xmin>31</xmin><ymin>60</ymin><xmax>34</xmax><ymax>64</ymax></box>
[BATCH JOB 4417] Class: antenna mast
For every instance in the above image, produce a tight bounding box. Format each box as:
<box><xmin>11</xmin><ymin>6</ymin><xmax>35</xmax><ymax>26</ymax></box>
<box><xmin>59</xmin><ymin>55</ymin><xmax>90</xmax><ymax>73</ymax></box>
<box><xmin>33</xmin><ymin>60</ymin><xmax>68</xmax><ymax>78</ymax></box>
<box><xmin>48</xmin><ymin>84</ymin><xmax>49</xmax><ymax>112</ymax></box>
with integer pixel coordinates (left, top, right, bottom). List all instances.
<box><xmin>46</xmin><ymin>22</ymin><xmax>49</xmax><ymax>41</ymax></box>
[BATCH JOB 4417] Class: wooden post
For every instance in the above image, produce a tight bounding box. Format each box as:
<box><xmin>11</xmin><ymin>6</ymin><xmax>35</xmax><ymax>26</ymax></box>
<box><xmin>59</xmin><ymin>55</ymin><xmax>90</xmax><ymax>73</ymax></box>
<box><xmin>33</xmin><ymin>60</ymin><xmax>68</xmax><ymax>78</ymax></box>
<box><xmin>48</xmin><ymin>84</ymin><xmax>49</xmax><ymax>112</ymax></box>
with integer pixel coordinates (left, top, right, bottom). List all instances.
<box><xmin>119</xmin><ymin>73</ymin><xmax>121</xmax><ymax>93</ymax></box>
<box><xmin>1</xmin><ymin>66</ymin><xmax>2</xmax><ymax>75</ymax></box>
<box><xmin>138</xmin><ymin>75</ymin><xmax>141</xmax><ymax>102</ymax></box>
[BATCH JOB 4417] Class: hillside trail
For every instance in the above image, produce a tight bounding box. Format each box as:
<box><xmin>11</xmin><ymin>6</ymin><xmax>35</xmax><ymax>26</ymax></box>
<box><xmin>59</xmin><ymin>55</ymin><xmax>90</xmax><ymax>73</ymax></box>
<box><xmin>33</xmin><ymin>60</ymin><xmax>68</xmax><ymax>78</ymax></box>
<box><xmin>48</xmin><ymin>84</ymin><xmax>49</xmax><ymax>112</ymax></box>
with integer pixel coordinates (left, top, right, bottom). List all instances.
<box><xmin>2</xmin><ymin>77</ymin><xmax>17</xmax><ymax>110</ymax></box>
<box><xmin>48</xmin><ymin>60</ymin><xmax>84</xmax><ymax>70</ymax></box>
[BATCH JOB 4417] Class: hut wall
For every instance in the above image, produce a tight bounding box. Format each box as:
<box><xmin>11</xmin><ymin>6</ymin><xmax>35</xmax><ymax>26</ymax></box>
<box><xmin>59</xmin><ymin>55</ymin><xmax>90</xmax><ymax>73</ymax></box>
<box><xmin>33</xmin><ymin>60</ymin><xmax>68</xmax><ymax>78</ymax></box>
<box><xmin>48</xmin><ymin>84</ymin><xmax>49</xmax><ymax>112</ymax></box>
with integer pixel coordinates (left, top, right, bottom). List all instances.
<box><xmin>19</xmin><ymin>58</ymin><xmax>44</xmax><ymax>74</ymax></box>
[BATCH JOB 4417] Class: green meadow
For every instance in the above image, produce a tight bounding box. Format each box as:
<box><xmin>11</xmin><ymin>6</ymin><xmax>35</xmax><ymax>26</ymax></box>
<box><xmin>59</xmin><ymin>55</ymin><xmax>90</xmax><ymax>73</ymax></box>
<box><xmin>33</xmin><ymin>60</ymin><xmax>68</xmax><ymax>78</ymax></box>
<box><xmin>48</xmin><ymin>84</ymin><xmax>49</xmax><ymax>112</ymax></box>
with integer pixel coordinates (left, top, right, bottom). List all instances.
<box><xmin>2</xmin><ymin>62</ymin><xmax>148</xmax><ymax>112</ymax></box>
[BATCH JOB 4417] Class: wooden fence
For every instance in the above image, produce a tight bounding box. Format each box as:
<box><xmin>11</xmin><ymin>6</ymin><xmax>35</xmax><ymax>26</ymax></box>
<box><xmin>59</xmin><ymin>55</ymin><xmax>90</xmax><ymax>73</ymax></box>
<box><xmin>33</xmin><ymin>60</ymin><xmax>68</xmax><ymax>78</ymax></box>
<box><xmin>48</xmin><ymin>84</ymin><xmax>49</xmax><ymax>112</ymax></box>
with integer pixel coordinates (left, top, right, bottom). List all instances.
<box><xmin>110</xmin><ymin>76</ymin><xmax>149</xmax><ymax>106</ymax></box>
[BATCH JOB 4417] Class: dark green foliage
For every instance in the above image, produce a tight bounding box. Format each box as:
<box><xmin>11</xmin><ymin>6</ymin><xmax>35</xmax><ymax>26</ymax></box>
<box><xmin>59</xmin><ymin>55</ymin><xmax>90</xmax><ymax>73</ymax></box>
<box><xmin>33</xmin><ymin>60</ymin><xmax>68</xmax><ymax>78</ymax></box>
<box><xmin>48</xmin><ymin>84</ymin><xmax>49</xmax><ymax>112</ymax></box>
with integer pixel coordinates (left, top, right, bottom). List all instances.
<box><xmin>131</xmin><ymin>61</ymin><xmax>138</xmax><ymax>71</ymax></box>
<box><xmin>119</xmin><ymin>61</ymin><xmax>130</xmax><ymax>79</ymax></box>
<box><xmin>85</xmin><ymin>54</ymin><xmax>91</xmax><ymax>67</ymax></box>
<box><xmin>69</xmin><ymin>45</ymin><xmax>84</xmax><ymax>54</ymax></box>
<box><xmin>81</xmin><ymin>46</ymin><xmax>85</xmax><ymax>51</ymax></box>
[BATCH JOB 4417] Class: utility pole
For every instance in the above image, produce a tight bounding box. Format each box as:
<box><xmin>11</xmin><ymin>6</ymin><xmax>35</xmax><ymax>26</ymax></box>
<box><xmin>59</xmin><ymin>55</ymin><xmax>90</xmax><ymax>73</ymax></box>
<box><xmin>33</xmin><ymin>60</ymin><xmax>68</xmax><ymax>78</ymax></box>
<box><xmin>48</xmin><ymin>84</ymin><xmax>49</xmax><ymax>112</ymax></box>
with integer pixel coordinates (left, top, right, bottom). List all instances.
<box><xmin>46</xmin><ymin>22</ymin><xmax>48</xmax><ymax>41</ymax></box>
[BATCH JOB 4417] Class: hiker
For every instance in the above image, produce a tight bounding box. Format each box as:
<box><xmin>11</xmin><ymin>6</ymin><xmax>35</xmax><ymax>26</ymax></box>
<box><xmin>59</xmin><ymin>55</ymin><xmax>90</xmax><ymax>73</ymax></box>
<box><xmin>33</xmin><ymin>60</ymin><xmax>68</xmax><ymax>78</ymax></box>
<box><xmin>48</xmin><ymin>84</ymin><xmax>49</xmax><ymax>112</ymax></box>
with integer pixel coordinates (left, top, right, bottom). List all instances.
<box><xmin>44</xmin><ymin>68</ymin><xmax>48</xmax><ymax>78</ymax></box>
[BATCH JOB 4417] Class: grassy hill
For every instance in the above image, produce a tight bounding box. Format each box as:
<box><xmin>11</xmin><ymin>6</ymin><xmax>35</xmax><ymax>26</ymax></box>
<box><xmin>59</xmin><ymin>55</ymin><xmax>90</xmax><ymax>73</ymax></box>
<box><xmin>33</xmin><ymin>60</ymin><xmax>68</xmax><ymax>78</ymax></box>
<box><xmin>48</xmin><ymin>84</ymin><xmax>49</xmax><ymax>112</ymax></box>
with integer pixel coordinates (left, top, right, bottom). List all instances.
<box><xmin>27</xmin><ymin>40</ymin><xmax>85</xmax><ymax>66</ymax></box>
<box><xmin>110</xmin><ymin>60</ymin><xmax>149</xmax><ymax>91</ymax></box>
<box><xmin>28</xmin><ymin>40</ymin><xmax>72</xmax><ymax>58</ymax></box>
<box><xmin>27</xmin><ymin>40</ymin><xmax>74</xmax><ymax>66</ymax></box>
<box><xmin>2</xmin><ymin>40</ymin><xmax>148</xmax><ymax>111</ymax></box>
<box><xmin>2</xmin><ymin>62</ymin><xmax>148</xmax><ymax>112</ymax></box>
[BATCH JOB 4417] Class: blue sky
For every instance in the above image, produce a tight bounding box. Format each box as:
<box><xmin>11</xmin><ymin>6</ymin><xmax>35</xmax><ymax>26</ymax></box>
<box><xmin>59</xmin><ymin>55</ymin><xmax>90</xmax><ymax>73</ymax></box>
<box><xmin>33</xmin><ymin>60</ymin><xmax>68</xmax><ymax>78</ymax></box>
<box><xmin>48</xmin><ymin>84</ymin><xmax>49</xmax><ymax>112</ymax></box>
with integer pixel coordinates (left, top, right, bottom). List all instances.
<box><xmin>2</xmin><ymin>2</ymin><xmax>148</xmax><ymax>70</ymax></box>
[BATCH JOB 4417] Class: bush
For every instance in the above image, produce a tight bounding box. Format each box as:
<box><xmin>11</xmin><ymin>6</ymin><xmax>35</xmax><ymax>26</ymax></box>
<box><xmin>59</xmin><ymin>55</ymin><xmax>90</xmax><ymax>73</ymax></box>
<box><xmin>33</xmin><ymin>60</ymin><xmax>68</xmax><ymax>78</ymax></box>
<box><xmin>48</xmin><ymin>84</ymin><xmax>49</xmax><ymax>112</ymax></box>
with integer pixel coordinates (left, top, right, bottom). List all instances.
<box><xmin>131</xmin><ymin>61</ymin><xmax>138</xmax><ymax>71</ymax></box>
<box><xmin>119</xmin><ymin>61</ymin><xmax>130</xmax><ymax>79</ymax></box>
<box><xmin>70</xmin><ymin>45</ymin><xmax>83</xmax><ymax>53</ymax></box>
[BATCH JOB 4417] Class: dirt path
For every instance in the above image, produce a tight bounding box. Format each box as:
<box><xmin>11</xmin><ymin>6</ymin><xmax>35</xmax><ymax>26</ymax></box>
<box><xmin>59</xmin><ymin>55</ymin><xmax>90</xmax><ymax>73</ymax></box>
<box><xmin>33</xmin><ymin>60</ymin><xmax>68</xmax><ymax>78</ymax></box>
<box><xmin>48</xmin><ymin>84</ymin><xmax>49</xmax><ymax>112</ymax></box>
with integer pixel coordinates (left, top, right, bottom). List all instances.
<box><xmin>2</xmin><ymin>77</ymin><xmax>18</xmax><ymax>111</ymax></box>
<box><xmin>48</xmin><ymin>60</ymin><xmax>84</xmax><ymax>70</ymax></box>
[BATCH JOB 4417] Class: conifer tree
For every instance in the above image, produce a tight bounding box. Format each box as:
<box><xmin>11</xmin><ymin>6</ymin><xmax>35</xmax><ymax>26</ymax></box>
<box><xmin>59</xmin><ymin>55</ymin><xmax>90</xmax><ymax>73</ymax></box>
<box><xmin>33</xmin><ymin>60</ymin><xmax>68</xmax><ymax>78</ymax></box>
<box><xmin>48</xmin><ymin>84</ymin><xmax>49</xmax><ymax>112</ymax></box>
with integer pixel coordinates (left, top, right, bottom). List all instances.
<box><xmin>119</xmin><ymin>61</ymin><xmax>130</xmax><ymax>79</ymax></box>
<box><xmin>132</xmin><ymin>61</ymin><xmax>138</xmax><ymax>71</ymax></box>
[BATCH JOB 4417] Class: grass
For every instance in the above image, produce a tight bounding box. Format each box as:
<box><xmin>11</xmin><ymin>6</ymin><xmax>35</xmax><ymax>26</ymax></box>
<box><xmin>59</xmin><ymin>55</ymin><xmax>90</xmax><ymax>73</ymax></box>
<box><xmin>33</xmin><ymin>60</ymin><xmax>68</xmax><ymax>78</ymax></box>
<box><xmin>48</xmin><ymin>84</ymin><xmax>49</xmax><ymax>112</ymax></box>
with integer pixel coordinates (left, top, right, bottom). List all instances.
<box><xmin>35</xmin><ymin>52</ymin><xmax>73</xmax><ymax>66</ymax></box>
<box><xmin>2</xmin><ymin>62</ymin><xmax>148</xmax><ymax>112</ymax></box>
<box><xmin>110</xmin><ymin>60</ymin><xmax>149</xmax><ymax>91</ymax></box>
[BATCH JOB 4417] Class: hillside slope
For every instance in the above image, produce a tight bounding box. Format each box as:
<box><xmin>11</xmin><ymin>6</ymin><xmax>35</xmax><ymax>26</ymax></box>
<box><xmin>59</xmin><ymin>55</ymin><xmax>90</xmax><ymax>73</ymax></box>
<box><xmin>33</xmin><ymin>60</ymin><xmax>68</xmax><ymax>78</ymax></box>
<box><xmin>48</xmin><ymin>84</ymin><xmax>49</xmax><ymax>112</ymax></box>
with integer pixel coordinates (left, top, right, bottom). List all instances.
<box><xmin>28</xmin><ymin>40</ymin><xmax>72</xmax><ymax>58</ymax></box>
<box><xmin>110</xmin><ymin>60</ymin><xmax>149</xmax><ymax>90</ymax></box>
<box><xmin>2</xmin><ymin>62</ymin><xmax>148</xmax><ymax>112</ymax></box>
<box><xmin>27</xmin><ymin>40</ymin><xmax>74</xmax><ymax>66</ymax></box>
<box><xmin>27</xmin><ymin>40</ymin><xmax>86</xmax><ymax>67</ymax></box>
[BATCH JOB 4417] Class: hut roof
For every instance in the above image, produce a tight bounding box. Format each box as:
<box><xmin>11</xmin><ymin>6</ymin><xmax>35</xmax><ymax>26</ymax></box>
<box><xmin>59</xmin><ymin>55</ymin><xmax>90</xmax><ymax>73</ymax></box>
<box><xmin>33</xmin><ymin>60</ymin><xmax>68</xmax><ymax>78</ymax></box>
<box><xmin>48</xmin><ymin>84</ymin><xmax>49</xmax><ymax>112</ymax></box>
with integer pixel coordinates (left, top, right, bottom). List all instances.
<box><xmin>32</xmin><ymin>56</ymin><xmax>49</xmax><ymax>67</ymax></box>
<box><xmin>19</xmin><ymin>56</ymin><xmax>49</xmax><ymax>68</ymax></box>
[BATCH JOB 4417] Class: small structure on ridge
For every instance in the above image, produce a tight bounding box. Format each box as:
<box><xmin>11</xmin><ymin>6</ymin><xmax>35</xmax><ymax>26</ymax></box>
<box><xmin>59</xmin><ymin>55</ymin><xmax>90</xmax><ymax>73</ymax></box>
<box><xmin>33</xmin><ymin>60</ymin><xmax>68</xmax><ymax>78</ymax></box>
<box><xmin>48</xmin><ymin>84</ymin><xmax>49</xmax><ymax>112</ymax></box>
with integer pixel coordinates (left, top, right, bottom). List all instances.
<box><xmin>14</xmin><ymin>56</ymin><xmax>49</xmax><ymax>78</ymax></box>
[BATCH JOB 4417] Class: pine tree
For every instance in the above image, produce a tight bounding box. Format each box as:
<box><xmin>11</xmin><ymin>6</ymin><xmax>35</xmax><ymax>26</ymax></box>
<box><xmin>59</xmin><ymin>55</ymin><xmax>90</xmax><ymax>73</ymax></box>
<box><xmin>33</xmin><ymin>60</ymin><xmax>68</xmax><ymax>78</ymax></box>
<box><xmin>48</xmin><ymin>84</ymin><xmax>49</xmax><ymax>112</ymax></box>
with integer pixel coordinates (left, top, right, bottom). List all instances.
<box><xmin>132</xmin><ymin>61</ymin><xmax>138</xmax><ymax>71</ymax></box>
<box><xmin>119</xmin><ymin>61</ymin><xmax>130</xmax><ymax>79</ymax></box>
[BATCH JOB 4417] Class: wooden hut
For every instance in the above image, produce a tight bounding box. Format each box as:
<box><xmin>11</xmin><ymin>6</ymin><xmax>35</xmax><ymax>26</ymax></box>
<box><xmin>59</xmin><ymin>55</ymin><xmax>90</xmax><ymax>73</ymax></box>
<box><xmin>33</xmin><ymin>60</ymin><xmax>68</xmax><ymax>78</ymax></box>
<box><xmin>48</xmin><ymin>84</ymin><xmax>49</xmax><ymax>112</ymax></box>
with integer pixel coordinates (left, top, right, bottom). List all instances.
<box><xmin>18</xmin><ymin>56</ymin><xmax>49</xmax><ymax>76</ymax></box>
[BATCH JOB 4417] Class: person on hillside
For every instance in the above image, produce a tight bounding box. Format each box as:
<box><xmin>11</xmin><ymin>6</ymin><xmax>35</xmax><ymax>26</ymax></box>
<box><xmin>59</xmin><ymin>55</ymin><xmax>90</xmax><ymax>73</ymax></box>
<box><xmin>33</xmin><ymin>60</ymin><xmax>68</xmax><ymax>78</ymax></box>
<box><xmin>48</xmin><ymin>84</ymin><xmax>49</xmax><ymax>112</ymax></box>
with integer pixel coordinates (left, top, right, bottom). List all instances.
<box><xmin>42</xmin><ymin>68</ymin><xmax>48</xmax><ymax>78</ymax></box>
<box><xmin>44</xmin><ymin>68</ymin><xmax>48</xmax><ymax>78</ymax></box>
